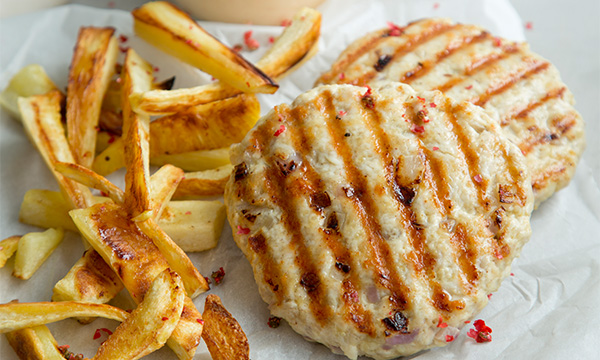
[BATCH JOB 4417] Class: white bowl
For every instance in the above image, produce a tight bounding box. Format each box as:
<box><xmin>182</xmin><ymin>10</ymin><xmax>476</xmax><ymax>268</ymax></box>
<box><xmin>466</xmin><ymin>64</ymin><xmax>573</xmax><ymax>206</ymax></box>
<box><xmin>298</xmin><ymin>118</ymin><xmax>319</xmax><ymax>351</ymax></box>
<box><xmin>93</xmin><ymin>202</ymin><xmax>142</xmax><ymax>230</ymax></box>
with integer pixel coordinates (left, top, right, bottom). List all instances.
<box><xmin>175</xmin><ymin>0</ymin><xmax>325</xmax><ymax>25</ymax></box>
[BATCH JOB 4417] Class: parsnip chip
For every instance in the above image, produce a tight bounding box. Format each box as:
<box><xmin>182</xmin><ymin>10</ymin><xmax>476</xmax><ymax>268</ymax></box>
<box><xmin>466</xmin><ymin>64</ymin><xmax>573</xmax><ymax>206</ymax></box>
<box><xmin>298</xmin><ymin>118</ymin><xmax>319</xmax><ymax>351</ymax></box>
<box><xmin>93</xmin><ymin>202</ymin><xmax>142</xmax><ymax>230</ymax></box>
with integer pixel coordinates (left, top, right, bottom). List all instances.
<box><xmin>0</xmin><ymin>64</ymin><xmax>60</xmax><ymax>120</ymax></box>
<box><xmin>150</xmin><ymin>94</ymin><xmax>259</xmax><ymax>157</ymax></box>
<box><xmin>149</xmin><ymin>164</ymin><xmax>185</xmax><ymax>220</ymax></box>
<box><xmin>19</xmin><ymin>91</ymin><xmax>93</xmax><ymax>209</ymax></box>
<box><xmin>132</xmin><ymin>1</ymin><xmax>277</xmax><ymax>94</ymax></box>
<box><xmin>13</xmin><ymin>228</ymin><xmax>64</xmax><ymax>280</ymax></box>
<box><xmin>151</xmin><ymin>147</ymin><xmax>230</xmax><ymax>172</ymax></box>
<box><xmin>201</xmin><ymin>294</ymin><xmax>250</xmax><ymax>360</ymax></box>
<box><xmin>0</xmin><ymin>235</ymin><xmax>20</xmax><ymax>268</ymax></box>
<box><xmin>137</xmin><ymin>218</ymin><xmax>208</xmax><ymax>298</ymax></box>
<box><xmin>174</xmin><ymin>165</ymin><xmax>233</xmax><ymax>198</ymax></box>
<box><xmin>93</xmin><ymin>269</ymin><xmax>185</xmax><ymax>360</ymax></box>
<box><xmin>66</xmin><ymin>26</ymin><xmax>118</xmax><ymax>168</ymax></box>
<box><xmin>130</xmin><ymin>7</ymin><xmax>321</xmax><ymax>115</ymax></box>
<box><xmin>158</xmin><ymin>200</ymin><xmax>226</xmax><ymax>252</ymax></box>
<box><xmin>52</xmin><ymin>249</ymin><xmax>124</xmax><ymax>308</ymax></box>
<box><xmin>54</xmin><ymin>161</ymin><xmax>125</xmax><ymax>204</ymax></box>
<box><xmin>121</xmin><ymin>48</ymin><xmax>153</xmax><ymax>218</ymax></box>
<box><xmin>93</xmin><ymin>137</ymin><xmax>126</xmax><ymax>176</ymax></box>
<box><xmin>0</xmin><ymin>301</ymin><xmax>127</xmax><ymax>333</ymax></box>
<box><xmin>6</xmin><ymin>325</ymin><xmax>65</xmax><ymax>360</ymax></box>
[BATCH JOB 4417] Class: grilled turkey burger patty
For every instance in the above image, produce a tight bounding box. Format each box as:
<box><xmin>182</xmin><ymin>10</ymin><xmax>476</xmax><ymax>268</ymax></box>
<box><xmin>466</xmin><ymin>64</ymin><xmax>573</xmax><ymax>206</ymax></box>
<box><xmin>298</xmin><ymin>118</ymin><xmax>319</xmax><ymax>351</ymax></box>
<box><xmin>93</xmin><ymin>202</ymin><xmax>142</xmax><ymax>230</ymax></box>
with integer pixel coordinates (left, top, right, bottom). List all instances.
<box><xmin>317</xmin><ymin>18</ymin><xmax>585</xmax><ymax>208</ymax></box>
<box><xmin>224</xmin><ymin>82</ymin><xmax>533</xmax><ymax>359</ymax></box>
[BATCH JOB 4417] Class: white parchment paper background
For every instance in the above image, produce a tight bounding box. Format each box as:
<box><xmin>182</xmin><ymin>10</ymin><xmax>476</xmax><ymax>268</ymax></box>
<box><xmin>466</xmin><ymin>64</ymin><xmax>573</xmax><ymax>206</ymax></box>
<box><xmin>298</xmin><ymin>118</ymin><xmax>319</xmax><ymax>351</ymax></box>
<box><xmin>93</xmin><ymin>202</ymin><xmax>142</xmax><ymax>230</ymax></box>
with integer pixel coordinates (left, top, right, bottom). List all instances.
<box><xmin>1</xmin><ymin>0</ymin><xmax>599</xmax><ymax>359</ymax></box>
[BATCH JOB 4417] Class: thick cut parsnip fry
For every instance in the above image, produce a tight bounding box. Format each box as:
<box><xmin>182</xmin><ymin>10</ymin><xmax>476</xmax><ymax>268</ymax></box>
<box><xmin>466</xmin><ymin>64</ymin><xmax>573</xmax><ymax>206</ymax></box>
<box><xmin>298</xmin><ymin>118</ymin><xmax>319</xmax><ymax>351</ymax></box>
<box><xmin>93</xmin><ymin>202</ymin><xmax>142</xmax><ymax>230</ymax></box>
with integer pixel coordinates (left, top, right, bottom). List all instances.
<box><xmin>149</xmin><ymin>164</ymin><xmax>184</xmax><ymax>220</ymax></box>
<box><xmin>201</xmin><ymin>294</ymin><xmax>250</xmax><ymax>360</ymax></box>
<box><xmin>137</xmin><ymin>219</ymin><xmax>208</xmax><ymax>298</ymax></box>
<box><xmin>132</xmin><ymin>1</ymin><xmax>277</xmax><ymax>94</ymax></box>
<box><xmin>96</xmin><ymin>130</ymin><xmax>120</xmax><ymax>154</ymax></box>
<box><xmin>52</xmin><ymin>249</ymin><xmax>123</xmax><ymax>306</ymax></box>
<box><xmin>256</xmin><ymin>7</ymin><xmax>321</xmax><ymax>79</ymax></box>
<box><xmin>66</xmin><ymin>27</ymin><xmax>118</xmax><ymax>168</ymax></box>
<box><xmin>130</xmin><ymin>7</ymin><xmax>321</xmax><ymax>115</ymax></box>
<box><xmin>121</xmin><ymin>49</ymin><xmax>153</xmax><ymax>219</ymax></box>
<box><xmin>93</xmin><ymin>137</ymin><xmax>125</xmax><ymax>176</ymax></box>
<box><xmin>19</xmin><ymin>189</ymin><xmax>109</xmax><ymax>232</ymax></box>
<box><xmin>13</xmin><ymin>228</ymin><xmax>64</xmax><ymax>280</ymax></box>
<box><xmin>94</xmin><ymin>269</ymin><xmax>185</xmax><ymax>360</ymax></box>
<box><xmin>70</xmin><ymin>203</ymin><xmax>205</xmax><ymax>359</ymax></box>
<box><xmin>0</xmin><ymin>64</ymin><xmax>60</xmax><ymax>120</ymax></box>
<box><xmin>0</xmin><ymin>236</ymin><xmax>20</xmax><ymax>268</ymax></box>
<box><xmin>174</xmin><ymin>165</ymin><xmax>233</xmax><ymax>198</ymax></box>
<box><xmin>19</xmin><ymin>91</ymin><xmax>93</xmax><ymax>209</ymax></box>
<box><xmin>6</xmin><ymin>325</ymin><xmax>65</xmax><ymax>360</ymax></box>
<box><xmin>151</xmin><ymin>95</ymin><xmax>259</xmax><ymax>157</ymax></box>
<box><xmin>0</xmin><ymin>301</ymin><xmax>128</xmax><ymax>333</ymax></box>
<box><xmin>54</xmin><ymin>161</ymin><xmax>125</xmax><ymax>204</ymax></box>
<box><xmin>158</xmin><ymin>200</ymin><xmax>226</xmax><ymax>252</ymax></box>
<box><xmin>151</xmin><ymin>147</ymin><xmax>230</xmax><ymax>172</ymax></box>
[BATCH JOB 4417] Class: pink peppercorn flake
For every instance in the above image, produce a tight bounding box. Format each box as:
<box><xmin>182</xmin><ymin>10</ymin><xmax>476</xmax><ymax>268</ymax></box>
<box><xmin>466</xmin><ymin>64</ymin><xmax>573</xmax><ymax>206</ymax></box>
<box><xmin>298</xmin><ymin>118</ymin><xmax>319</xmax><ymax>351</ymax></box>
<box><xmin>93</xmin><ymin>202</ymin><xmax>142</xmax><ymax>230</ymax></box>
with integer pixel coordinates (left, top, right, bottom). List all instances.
<box><xmin>108</xmin><ymin>135</ymin><xmax>115</xmax><ymax>144</ymax></box>
<box><xmin>153</xmin><ymin>66</ymin><xmax>160</xmax><ymax>72</ymax></box>
<box><xmin>437</xmin><ymin>316</ymin><xmax>448</xmax><ymax>328</ymax></box>
<box><xmin>237</xmin><ymin>225</ymin><xmax>250</xmax><ymax>235</ymax></box>
<box><xmin>280</xmin><ymin>19</ymin><xmax>292</xmax><ymax>27</ymax></box>
<box><xmin>525</xmin><ymin>21</ymin><xmax>533</xmax><ymax>30</ymax></box>
<box><xmin>430</xmin><ymin>102</ymin><xmax>437</xmax><ymax>108</ymax></box>
<box><xmin>118</xmin><ymin>34</ymin><xmax>128</xmax><ymax>43</ymax></box>
<box><xmin>339</xmin><ymin>110</ymin><xmax>347</xmax><ymax>116</ymax></box>
<box><xmin>119</xmin><ymin>46</ymin><xmax>129</xmax><ymax>53</ymax></box>
<box><xmin>339</xmin><ymin>72</ymin><xmax>345</xmax><ymax>80</ymax></box>
<box><xmin>487</xmin><ymin>293</ymin><xmax>493</xmax><ymax>300</ymax></box>
<box><xmin>493</xmin><ymin>37</ymin><xmax>502</xmax><ymax>47</ymax></box>
<box><xmin>446</xmin><ymin>335</ymin><xmax>454</xmax><ymax>342</ymax></box>
<box><xmin>432</xmin><ymin>146</ymin><xmax>439</xmax><ymax>151</ymax></box>
<box><xmin>465</xmin><ymin>85</ymin><xmax>473</xmax><ymax>90</ymax></box>
<box><xmin>244</xmin><ymin>30</ymin><xmax>260</xmax><ymax>50</ymax></box>
<box><xmin>464</xmin><ymin>320</ymin><xmax>471</xmax><ymax>324</ymax></box>
<box><xmin>162</xmin><ymin>317</ymin><xmax>169</xmax><ymax>321</ymax></box>
<box><xmin>274</xmin><ymin>124</ymin><xmax>286</xmax><ymax>137</ymax></box>
<box><xmin>386</xmin><ymin>21</ymin><xmax>403</xmax><ymax>36</ymax></box>
<box><xmin>410</xmin><ymin>124</ymin><xmax>425</xmax><ymax>134</ymax></box>
<box><xmin>197</xmin><ymin>318</ymin><xmax>204</xmax><ymax>324</ymax></box>
<box><xmin>433</xmin><ymin>3</ymin><xmax>440</xmax><ymax>9</ymax></box>
<box><xmin>473</xmin><ymin>174</ymin><xmax>483</xmax><ymax>183</ymax></box>
<box><xmin>467</xmin><ymin>319</ymin><xmax>493</xmax><ymax>343</ymax></box>
<box><xmin>268</xmin><ymin>36</ymin><xmax>275</xmax><ymax>44</ymax></box>
<box><xmin>185</xmin><ymin>211</ymin><xmax>192</xmax><ymax>215</ymax></box>
<box><xmin>211</xmin><ymin>267</ymin><xmax>225</xmax><ymax>285</ymax></box>
<box><xmin>233</xmin><ymin>44</ymin><xmax>243</xmax><ymax>52</ymax></box>
<box><xmin>510</xmin><ymin>272</ymin><xmax>514</xmax><ymax>276</ymax></box>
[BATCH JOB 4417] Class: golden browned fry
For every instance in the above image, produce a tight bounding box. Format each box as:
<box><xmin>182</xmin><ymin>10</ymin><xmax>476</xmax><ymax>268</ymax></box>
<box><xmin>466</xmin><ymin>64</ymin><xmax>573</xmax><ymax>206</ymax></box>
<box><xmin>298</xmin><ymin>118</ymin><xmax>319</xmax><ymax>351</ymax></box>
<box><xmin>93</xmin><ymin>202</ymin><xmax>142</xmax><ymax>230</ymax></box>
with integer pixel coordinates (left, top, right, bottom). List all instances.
<box><xmin>70</xmin><ymin>202</ymin><xmax>204</xmax><ymax>359</ymax></box>
<box><xmin>149</xmin><ymin>164</ymin><xmax>185</xmax><ymax>220</ymax></box>
<box><xmin>54</xmin><ymin>161</ymin><xmax>125</xmax><ymax>204</ymax></box>
<box><xmin>18</xmin><ymin>91</ymin><xmax>93</xmax><ymax>209</ymax></box>
<box><xmin>6</xmin><ymin>325</ymin><xmax>65</xmax><ymax>360</ymax></box>
<box><xmin>158</xmin><ymin>200</ymin><xmax>226</xmax><ymax>252</ymax></box>
<box><xmin>13</xmin><ymin>228</ymin><xmax>64</xmax><ymax>280</ymax></box>
<box><xmin>201</xmin><ymin>294</ymin><xmax>250</xmax><ymax>360</ymax></box>
<box><xmin>0</xmin><ymin>236</ymin><xmax>20</xmax><ymax>268</ymax></box>
<box><xmin>121</xmin><ymin>48</ymin><xmax>153</xmax><ymax>219</ymax></box>
<box><xmin>132</xmin><ymin>1</ymin><xmax>277</xmax><ymax>94</ymax></box>
<box><xmin>151</xmin><ymin>147</ymin><xmax>230</xmax><ymax>172</ymax></box>
<box><xmin>174</xmin><ymin>165</ymin><xmax>233</xmax><ymax>198</ymax></box>
<box><xmin>66</xmin><ymin>26</ymin><xmax>118</xmax><ymax>168</ymax></box>
<box><xmin>0</xmin><ymin>64</ymin><xmax>61</xmax><ymax>121</ymax></box>
<box><xmin>52</xmin><ymin>249</ymin><xmax>123</xmax><ymax>307</ymax></box>
<box><xmin>93</xmin><ymin>269</ymin><xmax>185</xmax><ymax>360</ymax></box>
<box><xmin>0</xmin><ymin>301</ymin><xmax>127</xmax><ymax>333</ymax></box>
<box><xmin>150</xmin><ymin>94</ymin><xmax>259</xmax><ymax>157</ymax></box>
<box><xmin>92</xmin><ymin>137</ymin><xmax>125</xmax><ymax>176</ymax></box>
<box><xmin>130</xmin><ymin>7</ymin><xmax>321</xmax><ymax>115</ymax></box>
<box><xmin>137</xmin><ymin>218</ymin><xmax>208</xmax><ymax>298</ymax></box>
<box><xmin>256</xmin><ymin>7</ymin><xmax>321</xmax><ymax>80</ymax></box>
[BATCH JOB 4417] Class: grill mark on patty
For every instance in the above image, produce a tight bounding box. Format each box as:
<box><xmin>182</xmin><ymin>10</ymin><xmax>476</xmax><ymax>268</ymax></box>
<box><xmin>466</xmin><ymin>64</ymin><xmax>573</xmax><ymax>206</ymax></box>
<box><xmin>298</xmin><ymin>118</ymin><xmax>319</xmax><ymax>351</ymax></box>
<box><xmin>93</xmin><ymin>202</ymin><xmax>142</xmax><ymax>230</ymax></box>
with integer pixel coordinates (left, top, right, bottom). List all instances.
<box><xmin>362</xmin><ymin>94</ymin><xmax>471</xmax><ymax>308</ymax></box>
<box><xmin>501</xmin><ymin>87</ymin><xmax>566</xmax><ymax>126</ymax></box>
<box><xmin>352</xmin><ymin>22</ymin><xmax>458</xmax><ymax>85</ymax></box>
<box><xmin>519</xmin><ymin>112</ymin><xmax>577</xmax><ymax>156</ymax></box>
<box><xmin>532</xmin><ymin>161</ymin><xmax>568</xmax><ymax>192</ymax></box>
<box><xmin>499</xmin><ymin>141</ymin><xmax>529</xmax><ymax>208</ymax></box>
<box><xmin>317</xmin><ymin>89</ymin><xmax>411</xmax><ymax>311</ymax></box>
<box><xmin>401</xmin><ymin>30</ymin><xmax>490</xmax><ymax>84</ymax></box>
<box><xmin>276</xmin><ymin>106</ymin><xmax>376</xmax><ymax>336</ymax></box>
<box><xmin>435</xmin><ymin>43</ymin><xmax>521</xmax><ymax>93</ymax></box>
<box><xmin>442</xmin><ymin>101</ymin><xmax>490</xmax><ymax>210</ymax></box>
<box><xmin>252</xmin><ymin>123</ymin><xmax>332</xmax><ymax>324</ymax></box>
<box><xmin>471</xmin><ymin>61</ymin><xmax>550</xmax><ymax>107</ymax></box>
